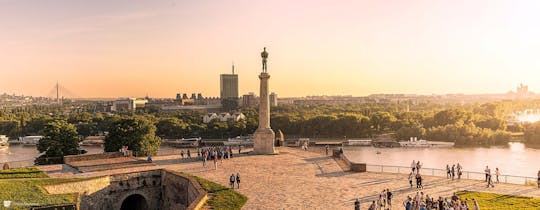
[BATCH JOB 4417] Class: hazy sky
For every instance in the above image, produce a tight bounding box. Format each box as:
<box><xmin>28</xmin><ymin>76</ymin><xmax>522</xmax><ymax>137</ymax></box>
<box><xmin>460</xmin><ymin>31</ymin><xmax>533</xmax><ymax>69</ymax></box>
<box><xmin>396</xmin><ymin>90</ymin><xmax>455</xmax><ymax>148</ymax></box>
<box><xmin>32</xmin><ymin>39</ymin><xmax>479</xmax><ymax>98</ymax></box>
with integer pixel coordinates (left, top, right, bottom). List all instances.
<box><xmin>2</xmin><ymin>0</ymin><xmax>540</xmax><ymax>98</ymax></box>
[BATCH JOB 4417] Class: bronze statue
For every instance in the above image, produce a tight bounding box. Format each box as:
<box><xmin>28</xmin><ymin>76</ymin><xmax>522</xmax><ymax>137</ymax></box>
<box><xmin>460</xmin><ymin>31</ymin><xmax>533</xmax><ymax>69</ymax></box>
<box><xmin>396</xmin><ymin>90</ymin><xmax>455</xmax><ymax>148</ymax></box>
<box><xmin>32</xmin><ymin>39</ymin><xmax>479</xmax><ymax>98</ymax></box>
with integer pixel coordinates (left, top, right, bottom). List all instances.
<box><xmin>261</xmin><ymin>47</ymin><xmax>268</xmax><ymax>73</ymax></box>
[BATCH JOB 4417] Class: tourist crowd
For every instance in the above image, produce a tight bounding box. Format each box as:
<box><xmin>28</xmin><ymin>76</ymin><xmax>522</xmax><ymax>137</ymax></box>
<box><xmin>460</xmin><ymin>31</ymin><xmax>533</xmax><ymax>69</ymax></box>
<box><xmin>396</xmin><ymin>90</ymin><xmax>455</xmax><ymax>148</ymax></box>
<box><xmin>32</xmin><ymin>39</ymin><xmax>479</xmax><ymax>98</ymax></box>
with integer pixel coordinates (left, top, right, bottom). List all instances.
<box><xmin>403</xmin><ymin>192</ymin><xmax>480</xmax><ymax>210</ymax></box>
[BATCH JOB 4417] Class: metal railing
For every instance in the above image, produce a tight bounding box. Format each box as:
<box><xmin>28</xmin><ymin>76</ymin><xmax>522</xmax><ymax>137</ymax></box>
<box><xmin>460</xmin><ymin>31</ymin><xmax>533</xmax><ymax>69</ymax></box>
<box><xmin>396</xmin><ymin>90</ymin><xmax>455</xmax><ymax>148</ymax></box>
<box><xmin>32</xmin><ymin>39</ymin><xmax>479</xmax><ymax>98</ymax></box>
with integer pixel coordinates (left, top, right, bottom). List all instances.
<box><xmin>365</xmin><ymin>164</ymin><xmax>539</xmax><ymax>186</ymax></box>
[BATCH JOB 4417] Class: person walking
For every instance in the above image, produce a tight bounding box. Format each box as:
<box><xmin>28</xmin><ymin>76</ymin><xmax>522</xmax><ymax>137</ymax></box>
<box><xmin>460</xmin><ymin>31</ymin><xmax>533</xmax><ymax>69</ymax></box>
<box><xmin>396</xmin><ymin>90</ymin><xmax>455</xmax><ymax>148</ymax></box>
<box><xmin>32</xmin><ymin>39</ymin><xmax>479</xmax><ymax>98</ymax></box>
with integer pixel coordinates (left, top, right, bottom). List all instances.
<box><xmin>213</xmin><ymin>154</ymin><xmax>218</xmax><ymax>170</ymax></box>
<box><xmin>487</xmin><ymin>173</ymin><xmax>494</xmax><ymax>188</ymax></box>
<box><xmin>236</xmin><ymin>173</ymin><xmax>241</xmax><ymax>189</ymax></box>
<box><xmin>495</xmin><ymin>167</ymin><xmax>500</xmax><ymax>182</ymax></box>
<box><xmin>404</xmin><ymin>196</ymin><xmax>412</xmax><ymax>210</ymax></box>
<box><xmin>180</xmin><ymin>150</ymin><xmax>184</xmax><ymax>159</ymax></box>
<box><xmin>446</xmin><ymin>164</ymin><xmax>451</xmax><ymax>179</ymax></box>
<box><xmin>416</xmin><ymin>161</ymin><xmax>422</xmax><ymax>173</ymax></box>
<box><xmin>411</xmin><ymin>160</ymin><xmax>416</xmax><ymax>173</ymax></box>
<box><xmin>354</xmin><ymin>198</ymin><xmax>360</xmax><ymax>210</ymax></box>
<box><xmin>229</xmin><ymin>174</ymin><xmax>235</xmax><ymax>189</ymax></box>
<box><xmin>325</xmin><ymin>145</ymin><xmax>329</xmax><ymax>156</ymax></box>
<box><xmin>386</xmin><ymin>188</ymin><xmax>393</xmax><ymax>208</ymax></box>
<box><xmin>368</xmin><ymin>200</ymin><xmax>376</xmax><ymax>210</ymax></box>
<box><xmin>408</xmin><ymin>172</ymin><xmax>414</xmax><ymax>188</ymax></box>
<box><xmin>472</xmin><ymin>198</ymin><xmax>480</xmax><ymax>210</ymax></box>
<box><xmin>538</xmin><ymin>170</ymin><xmax>540</xmax><ymax>188</ymax></box>
<box><xmin>484</xmin><ymin>166</ymin><xmax>490</xmax><ymax>182</ymax></box>
<box><xmin>202</xmin><ymin>153</ymin><xmax>207</xmax><ymax>167</ymax></box>
<box><xmin>457</xmin><ymin>163</ymin><xmax>462</xmax><ymax>179</ymax></box>
<box><xmin>187</xmin><ymin>149</ymin><xmax>191</xmax><ymax>159</ymax></box>
<box><xmin>451</xmin><ymin>164</ymin><xmax>455</xmax><ymax>180</ymax></box>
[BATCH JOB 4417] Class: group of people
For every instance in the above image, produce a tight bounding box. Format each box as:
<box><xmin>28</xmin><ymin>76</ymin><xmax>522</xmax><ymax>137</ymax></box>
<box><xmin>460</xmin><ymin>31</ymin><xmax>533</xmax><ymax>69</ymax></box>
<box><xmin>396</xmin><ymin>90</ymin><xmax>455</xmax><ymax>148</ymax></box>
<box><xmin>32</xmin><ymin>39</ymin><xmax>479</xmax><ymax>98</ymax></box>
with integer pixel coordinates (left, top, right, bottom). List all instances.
<box><xmin>119</xmin><ymin>145</ymin><xmax>129</xmax><ymax>156</ymax></box>
<box><xmin>483</xmin><ymin>166</ymin><xmax>498</xmax><ymax>188</ymax></box>
<box><xmin>409</xmin><ymin>160</ymin><xmax>424</xmax><ymax>189</ymax></box>
<box><xmin>229</xmin><ymin>173</ymin><xmax>241</xmax><ymax>189</ymax></box>
<box><xmin>403</xmin><ymin>192</ymin><xmax>480</xmax><ymax>210</ymax></box>
<box><xmin>198</xmin><ymin>146</ymin><xmax>240</xmax><ymax>170</ymax></box>
<box><xmin>445</xmin><ymin>163</ymin><xmax>463</xmax><ymax>180</ymax></box>
<box><xmin>355</xmin><ymin>189</ymin><xmax>393</xmax><ymax>210</ymax></box>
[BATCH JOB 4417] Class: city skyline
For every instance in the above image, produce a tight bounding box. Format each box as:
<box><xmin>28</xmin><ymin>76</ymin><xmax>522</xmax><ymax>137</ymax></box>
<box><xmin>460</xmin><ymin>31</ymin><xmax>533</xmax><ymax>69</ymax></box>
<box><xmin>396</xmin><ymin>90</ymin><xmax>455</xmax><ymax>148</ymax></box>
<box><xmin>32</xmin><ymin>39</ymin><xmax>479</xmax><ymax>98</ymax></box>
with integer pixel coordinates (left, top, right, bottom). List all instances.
<box><xmin>2</xmin><ymin>1</ymin><xmax>540</xmax><ymax>98</ymax></box>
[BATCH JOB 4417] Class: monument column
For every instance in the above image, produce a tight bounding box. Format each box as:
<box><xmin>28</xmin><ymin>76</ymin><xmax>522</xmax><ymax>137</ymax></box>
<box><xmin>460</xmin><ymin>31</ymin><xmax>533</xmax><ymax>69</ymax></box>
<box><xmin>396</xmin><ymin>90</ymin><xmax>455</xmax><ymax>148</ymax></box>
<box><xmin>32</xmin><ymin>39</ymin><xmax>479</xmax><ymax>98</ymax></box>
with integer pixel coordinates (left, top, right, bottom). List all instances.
<box><xmin>253</xmin><ymin>48</ymin><xmax>276</xmax><ymax>154</ymax></box>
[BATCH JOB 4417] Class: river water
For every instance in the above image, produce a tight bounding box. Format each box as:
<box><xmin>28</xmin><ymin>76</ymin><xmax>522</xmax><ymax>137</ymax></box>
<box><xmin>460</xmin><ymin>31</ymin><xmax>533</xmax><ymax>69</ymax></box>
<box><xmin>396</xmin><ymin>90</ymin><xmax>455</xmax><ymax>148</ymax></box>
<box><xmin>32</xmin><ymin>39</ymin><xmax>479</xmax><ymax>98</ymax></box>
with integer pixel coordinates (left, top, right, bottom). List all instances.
<box><xmin>345</xmin><ymin>142</ymin><xmax>540</xmax><ymax>178</ymax></box>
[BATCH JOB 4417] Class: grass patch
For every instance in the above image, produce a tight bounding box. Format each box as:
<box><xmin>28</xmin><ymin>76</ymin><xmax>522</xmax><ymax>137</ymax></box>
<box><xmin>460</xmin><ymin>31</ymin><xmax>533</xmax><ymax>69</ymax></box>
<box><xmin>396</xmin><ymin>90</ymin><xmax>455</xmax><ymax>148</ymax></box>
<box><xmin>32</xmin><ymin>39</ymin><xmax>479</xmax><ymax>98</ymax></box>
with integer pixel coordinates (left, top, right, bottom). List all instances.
<box><xmin>0</xmin><ymin>167</ymin><xmax>48</xmax><ymax>179</ymax></box>
<box><xmin>0</xmin><ymin>178</ymin><xmax>81</xmax><ymax>210</ymax></box>
<box><xmin>457</xmin><ymin>190</ymin><xmax>540</xmax><ymax>210</ymax></box>
<box><xmin>177</xmin><ymin>172</ymin><xmax>247</xmax><ymax>210</ymax></box>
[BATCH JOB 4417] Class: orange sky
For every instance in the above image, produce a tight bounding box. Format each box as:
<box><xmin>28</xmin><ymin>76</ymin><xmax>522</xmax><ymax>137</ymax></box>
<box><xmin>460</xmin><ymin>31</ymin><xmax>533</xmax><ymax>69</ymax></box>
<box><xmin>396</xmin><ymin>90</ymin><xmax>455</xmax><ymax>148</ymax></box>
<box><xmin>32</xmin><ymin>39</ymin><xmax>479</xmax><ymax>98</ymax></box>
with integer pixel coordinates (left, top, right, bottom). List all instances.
<box><xmin>2</xmin><ymin>0</ymin><xmax>540</xmax><ymax>98</ymax></box>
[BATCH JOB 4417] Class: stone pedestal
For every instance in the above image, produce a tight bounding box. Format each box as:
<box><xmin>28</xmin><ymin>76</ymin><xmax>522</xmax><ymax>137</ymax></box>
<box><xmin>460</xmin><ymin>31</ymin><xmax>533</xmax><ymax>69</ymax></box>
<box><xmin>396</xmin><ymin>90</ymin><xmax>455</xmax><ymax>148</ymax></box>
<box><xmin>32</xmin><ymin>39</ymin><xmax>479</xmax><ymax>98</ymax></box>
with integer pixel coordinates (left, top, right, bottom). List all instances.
<box><xmin>253</xmin><ymin>72</ymin><xmax>276</xmax><ymax>154</ymax></box>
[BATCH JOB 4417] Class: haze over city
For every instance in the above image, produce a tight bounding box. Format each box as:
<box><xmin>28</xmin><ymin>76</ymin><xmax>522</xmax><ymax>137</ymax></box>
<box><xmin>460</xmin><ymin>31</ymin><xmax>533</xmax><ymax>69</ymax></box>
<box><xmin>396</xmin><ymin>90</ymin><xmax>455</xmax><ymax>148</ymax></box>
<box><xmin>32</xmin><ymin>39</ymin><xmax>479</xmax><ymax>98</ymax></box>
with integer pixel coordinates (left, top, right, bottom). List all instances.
<box><xmin>2</xmin><ymin>0</ymin><xmax>540</xmax><ymax>98</ymax></box>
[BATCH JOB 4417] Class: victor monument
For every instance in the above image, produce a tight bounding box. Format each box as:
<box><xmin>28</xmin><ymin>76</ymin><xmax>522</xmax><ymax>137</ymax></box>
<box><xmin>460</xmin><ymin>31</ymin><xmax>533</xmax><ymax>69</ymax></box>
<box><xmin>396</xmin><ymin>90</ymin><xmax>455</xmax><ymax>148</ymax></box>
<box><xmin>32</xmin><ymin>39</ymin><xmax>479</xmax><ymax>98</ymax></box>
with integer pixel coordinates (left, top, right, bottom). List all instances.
<box><xmin>253</xmin><ymin>47</ymin><xmax>277</xmax><ymax>154</ymax></box>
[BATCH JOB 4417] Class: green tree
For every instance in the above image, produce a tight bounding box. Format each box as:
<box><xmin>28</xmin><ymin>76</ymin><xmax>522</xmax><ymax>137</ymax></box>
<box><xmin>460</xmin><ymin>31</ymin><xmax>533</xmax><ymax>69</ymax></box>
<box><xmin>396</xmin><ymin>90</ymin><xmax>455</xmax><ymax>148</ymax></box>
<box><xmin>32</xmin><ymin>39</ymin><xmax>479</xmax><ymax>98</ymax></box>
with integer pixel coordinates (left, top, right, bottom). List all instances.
<box><xmin>36</xmin><ymin>119</ymin><xmax>81</xmax><ymax>164</ymax></box>
<box><xmin>105</xmin><ymin>117</ymin><xmax>161</xmax><ymax>156</ymax></box>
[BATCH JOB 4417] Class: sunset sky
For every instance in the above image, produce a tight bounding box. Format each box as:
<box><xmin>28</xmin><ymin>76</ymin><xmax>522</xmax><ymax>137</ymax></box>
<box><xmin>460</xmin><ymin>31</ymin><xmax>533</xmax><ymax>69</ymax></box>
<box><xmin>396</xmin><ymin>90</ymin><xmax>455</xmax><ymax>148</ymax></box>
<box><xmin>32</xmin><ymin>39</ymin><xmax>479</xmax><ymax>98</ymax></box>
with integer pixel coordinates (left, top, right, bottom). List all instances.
<box><xmin>2</xmin><ymin>0</ymin><xmax>540</xmax><ymax>98</ymax></box>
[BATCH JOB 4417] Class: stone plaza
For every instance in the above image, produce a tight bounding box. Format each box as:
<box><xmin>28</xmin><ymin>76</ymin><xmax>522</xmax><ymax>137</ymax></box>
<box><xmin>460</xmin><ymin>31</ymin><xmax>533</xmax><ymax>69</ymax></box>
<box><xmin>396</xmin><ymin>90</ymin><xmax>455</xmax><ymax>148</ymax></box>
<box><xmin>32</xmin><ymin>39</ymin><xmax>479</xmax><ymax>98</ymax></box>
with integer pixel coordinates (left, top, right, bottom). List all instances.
<box><xmin>40</xmin><ymin>147</ymin><xmax>540</xmax><ymax>210</ymax></box>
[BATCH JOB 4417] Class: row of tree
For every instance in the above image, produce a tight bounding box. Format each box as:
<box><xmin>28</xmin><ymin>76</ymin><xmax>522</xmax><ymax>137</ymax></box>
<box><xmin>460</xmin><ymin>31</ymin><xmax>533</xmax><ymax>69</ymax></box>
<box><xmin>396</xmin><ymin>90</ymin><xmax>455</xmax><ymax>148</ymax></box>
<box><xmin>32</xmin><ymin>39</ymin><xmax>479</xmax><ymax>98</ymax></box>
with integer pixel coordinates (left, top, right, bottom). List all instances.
<box><xmin>36</xmin><ymin>117</ymin><xmax>160</xmax><ymax>164</ymax></box>
<box><xmin>3</xmin><ymin>100</ymin><xmax>540</xmax><ymax>155</ymax></box>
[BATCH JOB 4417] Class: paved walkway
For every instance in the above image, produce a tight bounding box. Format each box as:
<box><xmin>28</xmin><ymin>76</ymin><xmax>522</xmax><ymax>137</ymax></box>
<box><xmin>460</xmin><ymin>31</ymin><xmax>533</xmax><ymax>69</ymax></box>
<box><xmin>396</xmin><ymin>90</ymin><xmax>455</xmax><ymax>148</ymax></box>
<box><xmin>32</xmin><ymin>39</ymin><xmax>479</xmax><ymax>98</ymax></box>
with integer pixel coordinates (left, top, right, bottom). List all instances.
<box><xmin>40</xmin><ymin>147</ymin><xmax>540</xmax><ymax>210</ymax></box>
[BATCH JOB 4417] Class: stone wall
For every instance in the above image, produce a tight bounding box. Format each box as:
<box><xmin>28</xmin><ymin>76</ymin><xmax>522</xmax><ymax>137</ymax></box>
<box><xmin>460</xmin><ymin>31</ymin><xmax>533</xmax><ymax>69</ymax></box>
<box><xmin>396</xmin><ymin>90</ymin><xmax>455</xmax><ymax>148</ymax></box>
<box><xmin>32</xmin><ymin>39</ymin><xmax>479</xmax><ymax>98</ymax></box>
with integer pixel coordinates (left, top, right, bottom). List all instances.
<box><xmin>80</xmin><ymin>170</ymin><xmax>162</xmax><ymax>210</ymax></box>
<box><xmin>43</xmin><ymin>176</ymin><xmax>111</xmax><ymax>195</ymax></box>
<box><xmin>64</xmin><ymin>151</ymin><xmax>131</xmax><ymax>163</ymax></box>
<box><xmin>333</xmin><ymin>148</ymin><xmax>366</xmax><ymax>172</ymax></box>
<box><xmin>41</xmin><ymin>169</ymin><xmax>207</xmax><ymax>210</ymax></box>
<box><xmin>161</xmin><ymin>170</ymin><xmax>207</xmax><ymax>210</ymax></box>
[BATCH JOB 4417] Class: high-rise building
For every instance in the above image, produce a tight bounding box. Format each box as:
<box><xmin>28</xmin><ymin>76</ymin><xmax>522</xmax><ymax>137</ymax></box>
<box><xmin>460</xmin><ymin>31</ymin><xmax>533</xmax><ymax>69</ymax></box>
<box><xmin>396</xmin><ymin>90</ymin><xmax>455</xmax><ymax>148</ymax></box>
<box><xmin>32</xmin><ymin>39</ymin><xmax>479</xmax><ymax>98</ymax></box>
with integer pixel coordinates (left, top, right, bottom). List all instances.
<box><xmin>242</xmin><ymin>92</ymin><xmax>258</xmax><ymax>107</ymax></box>
<box><xmin>269</xmin><ymin>92</ymin><xmax>278</xmax><ymax>107</ymax></box>
<box><xmin>220</xmin><ymin>65</ymin><xmax>239</xmax><ymax>110</ymax></box>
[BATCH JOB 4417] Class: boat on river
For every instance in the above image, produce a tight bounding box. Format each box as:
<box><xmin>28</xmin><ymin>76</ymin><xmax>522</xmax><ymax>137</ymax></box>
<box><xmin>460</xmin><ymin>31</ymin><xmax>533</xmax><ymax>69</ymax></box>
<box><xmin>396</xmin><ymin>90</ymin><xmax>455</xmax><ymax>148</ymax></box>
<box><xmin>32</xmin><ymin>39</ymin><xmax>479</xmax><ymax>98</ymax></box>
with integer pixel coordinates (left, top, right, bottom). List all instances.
<box><xmin>399</xmin><ymin>137</ymin><xmax>454</xmax><ymax>147</ymax></box>
<box><xmin>224</xmin><ymin>136</ymin><xmax>253</xmax><ymax>146</ymax></box>
<box><xmin>162</xmin><ymin>137</ymin><xmax>201</xmax><ymax>147</ymax></box>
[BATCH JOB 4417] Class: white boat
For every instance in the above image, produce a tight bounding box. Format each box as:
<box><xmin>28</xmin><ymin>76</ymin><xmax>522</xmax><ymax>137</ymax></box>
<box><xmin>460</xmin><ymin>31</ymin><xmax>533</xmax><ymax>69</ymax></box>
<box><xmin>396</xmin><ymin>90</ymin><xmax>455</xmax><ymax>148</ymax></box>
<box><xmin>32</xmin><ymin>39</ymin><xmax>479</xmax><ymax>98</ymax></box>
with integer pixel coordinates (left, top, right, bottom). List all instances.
<box><xmin>162</xmin><ymin>137</ymin><xmax>201</xmax><ymax>147</ymax></box>
<box><xmin>0</xmin><ymin>135</ymin><xmax>9</xmax><ymax>147</ymax></box>
<box><xmin>18</xmin><ymin>136</ymin><xmax>43</xmax><ymax>146</ymax></box>
<box><xmin>80</xmin><ymin>136</ymin><xmax>105</xmax><ymax>146</ymax></box>
<box><xmin>346</xmin><ymin>139</ymin><xmax>372</xmax><ymax>146</ymax></box>
<box><xmin>399</xmin><ymin>137</ymin><xmax>454</xmax><ymax>147</ymax></box>
<box><xmin>224</xmin><ymin>136</ymin><xmax>253</xmax><ymax>146</ymax></box>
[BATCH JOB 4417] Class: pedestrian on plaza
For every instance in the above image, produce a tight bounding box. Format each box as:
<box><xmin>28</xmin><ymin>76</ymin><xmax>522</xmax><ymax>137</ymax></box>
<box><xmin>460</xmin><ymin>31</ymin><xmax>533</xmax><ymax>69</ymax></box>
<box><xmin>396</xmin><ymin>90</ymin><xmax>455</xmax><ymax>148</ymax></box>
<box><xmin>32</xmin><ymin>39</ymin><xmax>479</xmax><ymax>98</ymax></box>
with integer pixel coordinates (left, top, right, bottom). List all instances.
<box><xmin>187</xmin><ymin>149</ymin><xmax>191</xmax><ymax>159</ymax></box>
<box><xmin>484</xmin><ymin>166</ymin><xmax>490</xmax><ymax>182</ymax></box>
<box><xmin>202</xmin><ymin>153</ymin><xmax>207</xmax><ymax>167</ymax></box>
<box><xmin>451</xmin><ymin>164</ymin><xmax>455</xmax><ymax>180</ymax></box>
<box><xmin>368</xmin><ymin>200</ymin><xmax>376</xmax><ymax>210</ymax></box>
<box><xmin>473</xmin><ymin>198</ymin><xmax>480</xmax><ymax>210</ymax></box>
<box><xmin>238</xmin><ymin>146</ymin><xmax>242</xmax><ymax>154</ymax></box>
<box><xmin>386</xmin><ymin>188</ymin><xmax>392</xmax><ymax>208</ymax></box>
<box><xmin>416</xmin><ymin>161</ymin><xmax>422</xmax><ymax>173</ymax></box>
<box><xmin>408</xmin><ymin>172</ymin><xmax>413</xmax><ymax>188</ymax></box>
<box><xmin>446</xmin><ymin>164</ymin><xmax>451</xmax><ymax>179</ymax></box>
<box><xmin>213</xmin><ymin>154</ymin><xmax>218</xmax><ymax>170</ymax></box>
<box><xmin>411</xmin><ymin>160</ymin><xmax>416</xmax><ymax>173</ymax></box>
<box><xmin>236</xmin><ymin>173</ymin><xmax>241</xmax><ymax>189</ymax></box>
<box><xmin>325</xmin><ymin>145</ymin><xmax>329</xmax><ymax>156</ymax></box>
<box><xmin>457</xmin><ymin>163</ymin><xmax>463</xmax><ymax>179</ymax></box>
<box><xmin>495</xmin><ymin>167</ymin><xmax>500</xmax><ymax>182</ymax></box>
<box><xmin>487</xmin><ymin>173</ymin><xmax>494</xmax><ymax>188</ymax></box>
<box><xmin>537</xmin><ymin>170</ymin><xmax>540</xmax><ymax>188</ymax></box>
<box><xmin>404</xmin><ymin>196</ymin><xmax>412</xmax><ymax>210</ymax></box>
<box><xmin>354</xmin><ymin>198</ymin><xmax>360</xmax><ymax>210</ymax></box>
<box><xmin>180</xmin><ymin>150</ymin><xmax>184</xmax><ymax>159</ymax></box>
<box><xmin>229</xmin><ymin>174</ymin><xmax>235</xmax><ymax>189</ymax></box>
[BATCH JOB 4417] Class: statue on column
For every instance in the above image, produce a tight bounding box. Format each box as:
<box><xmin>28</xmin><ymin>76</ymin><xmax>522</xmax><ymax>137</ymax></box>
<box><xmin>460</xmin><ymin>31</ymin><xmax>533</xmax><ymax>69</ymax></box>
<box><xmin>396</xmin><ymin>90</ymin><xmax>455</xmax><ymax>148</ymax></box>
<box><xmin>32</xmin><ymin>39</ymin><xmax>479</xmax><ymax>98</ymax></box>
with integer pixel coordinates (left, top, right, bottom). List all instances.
<box><xmin>261</xmin><ymin>47</ymin><xmax>269</xmax><ymax>73</ymax></box>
